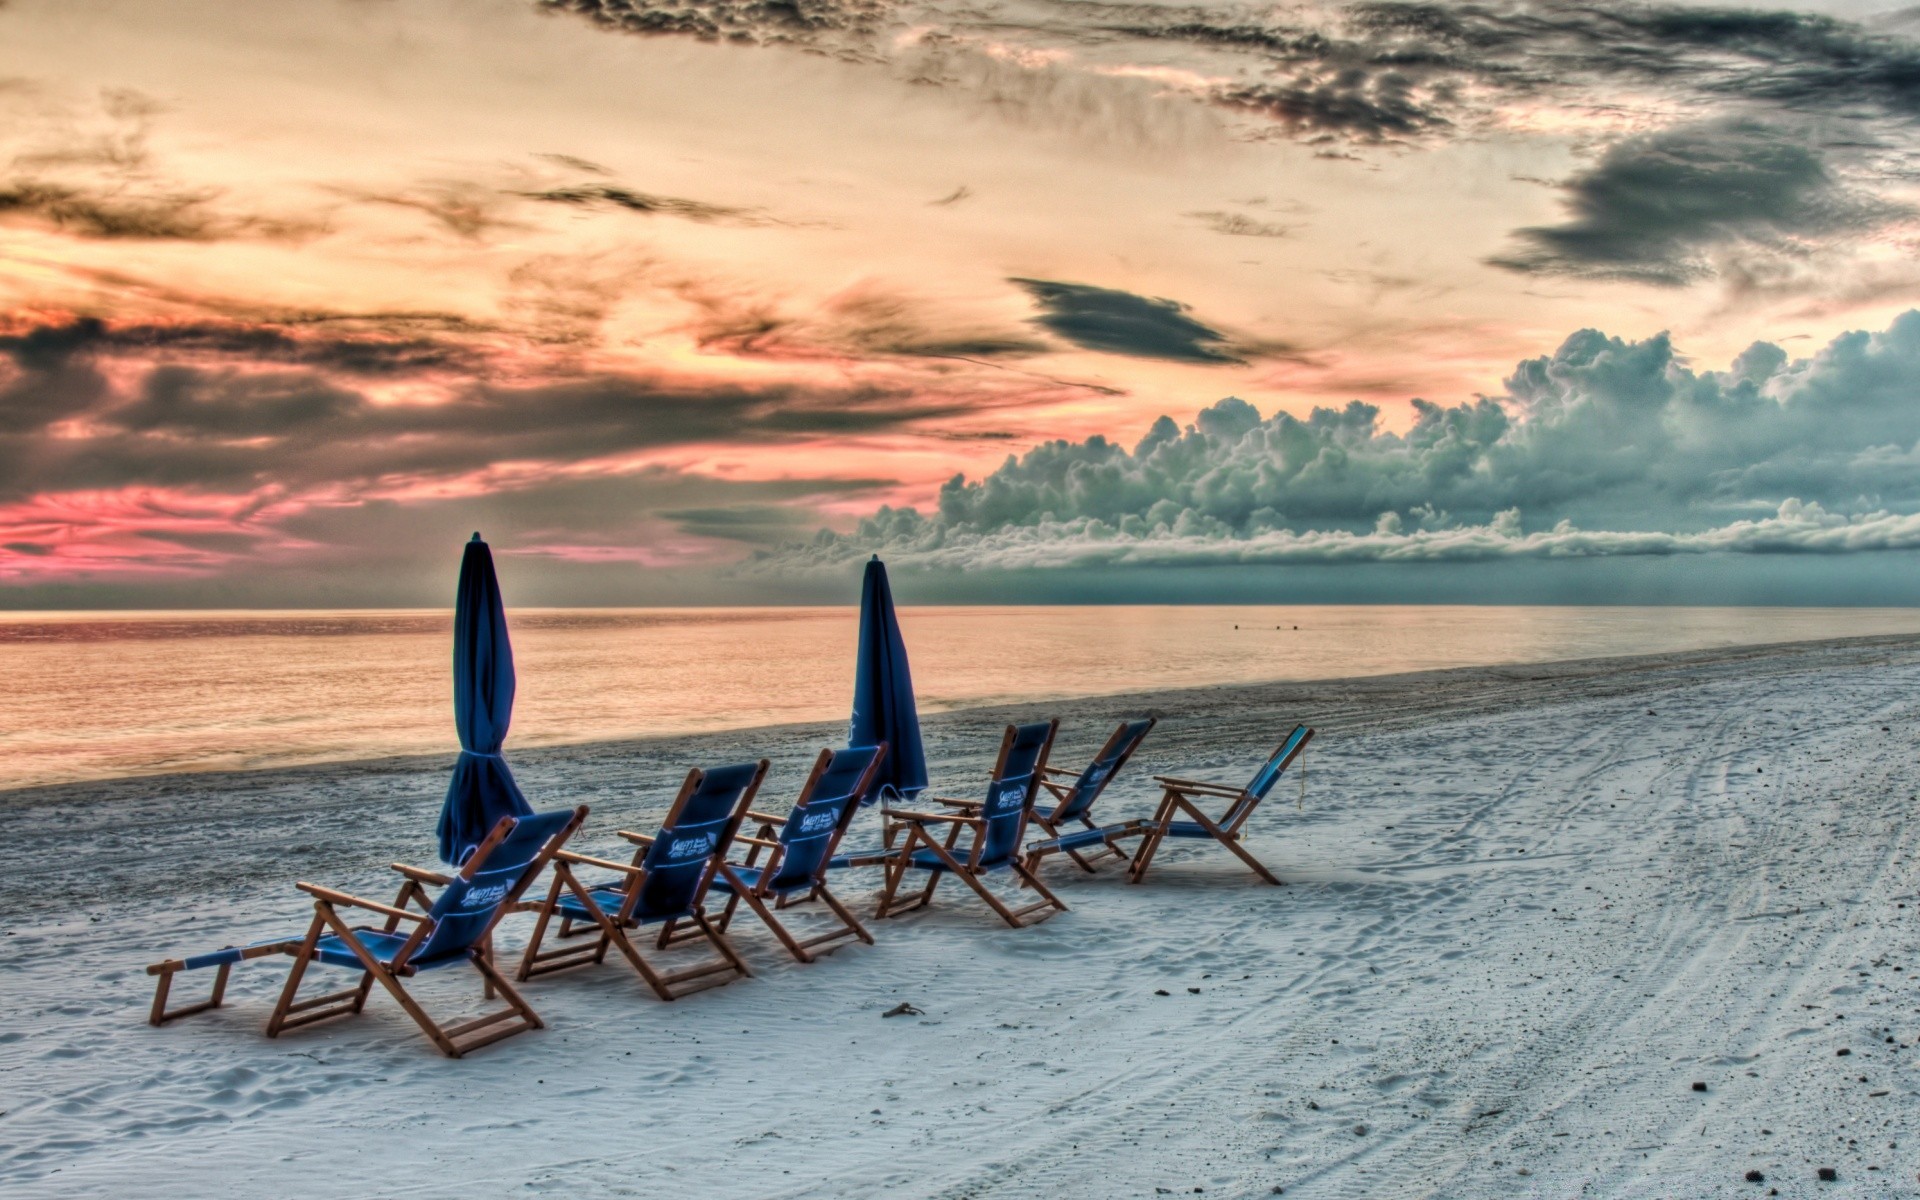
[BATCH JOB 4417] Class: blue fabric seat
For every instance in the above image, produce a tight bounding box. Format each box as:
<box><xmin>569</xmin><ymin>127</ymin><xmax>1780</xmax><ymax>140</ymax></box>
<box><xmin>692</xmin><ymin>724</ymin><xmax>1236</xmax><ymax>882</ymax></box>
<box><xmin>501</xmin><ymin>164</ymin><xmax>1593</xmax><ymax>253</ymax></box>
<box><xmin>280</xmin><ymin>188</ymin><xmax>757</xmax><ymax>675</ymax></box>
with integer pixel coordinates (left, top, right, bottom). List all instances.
<box><xmin>904</xmin><ymin>846</ymin><xmax>1018</xmax><ymax>873</ymax></box>
<box><xmin>709</xmin><ymin>863</ymin><xmax>828</xmax><ymax>897</ymax></box>
<box><xmin>1026</xmin><ymin>825</ymin><xmax>1131</xmax><ymax>855</ymax></box>
<box><xmin>1160</xmin><ymin>821</ymin><xmax>1223</xmax><ymax>840</ymax></box>
<box><xmin>309</xmin><ymin>929</ymin><xmax>474</xmax><ymax>971</ymax></box>
<box><xmin>550</xmin><ymin>884</ymin><xmax>691</xmax><ymax>926</ymax></box>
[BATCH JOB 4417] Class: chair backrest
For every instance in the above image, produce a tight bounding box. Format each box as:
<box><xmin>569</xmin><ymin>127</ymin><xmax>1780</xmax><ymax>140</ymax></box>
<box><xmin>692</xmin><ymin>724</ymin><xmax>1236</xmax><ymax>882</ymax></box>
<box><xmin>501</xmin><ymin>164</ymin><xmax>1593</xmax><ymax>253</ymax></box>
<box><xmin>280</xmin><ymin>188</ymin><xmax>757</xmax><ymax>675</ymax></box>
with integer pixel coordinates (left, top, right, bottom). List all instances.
<box><xmin>407</xmin><ymin>806</ymin><xmax>585</xmax><ymax>967</ymax></box>
<box><xmin>760</xmin><ymin>744</ymin><xmax>887</xmax><ymax>893</ymax></box>
<box><xmin>1043</xmin><ymin>717</ymin><xmax>1156</xmax><ymax>824</ymax></box>
<box><xmin>972</xmin><ymin>720</ymin><xmax>1058</xmax><ymax>868</ymax></box>
<box><xmin>628</xmin><ymin>760</ymin><xmax>768</xmax><ymax>921</ymax></box>
<box><xmin>1227</xmin><ymin>725</ymin><xmax>1315</xmax><ymax>829</ymax></box>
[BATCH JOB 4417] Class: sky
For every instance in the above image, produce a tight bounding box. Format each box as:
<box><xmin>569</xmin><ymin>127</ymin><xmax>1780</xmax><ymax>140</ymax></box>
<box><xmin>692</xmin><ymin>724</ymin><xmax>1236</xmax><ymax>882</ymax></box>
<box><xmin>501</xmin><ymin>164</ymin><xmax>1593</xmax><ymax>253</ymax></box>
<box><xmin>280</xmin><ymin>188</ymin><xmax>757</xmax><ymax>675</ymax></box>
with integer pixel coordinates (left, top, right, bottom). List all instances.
<box><xmin>4</xmin><ymin>0</ymin><xmax>1920</xmax><ymax>607</ymax></box>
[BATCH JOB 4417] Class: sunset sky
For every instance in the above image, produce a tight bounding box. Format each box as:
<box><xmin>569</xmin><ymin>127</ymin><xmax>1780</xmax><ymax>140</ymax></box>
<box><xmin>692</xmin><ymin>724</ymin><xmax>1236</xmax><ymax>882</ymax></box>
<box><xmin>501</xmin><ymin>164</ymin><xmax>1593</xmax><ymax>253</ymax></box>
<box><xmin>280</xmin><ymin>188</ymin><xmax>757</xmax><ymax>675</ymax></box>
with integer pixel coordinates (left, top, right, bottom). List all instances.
<box><xmin>5</xmin><ymin>0</ymin><xmax>1920</xmax><ymax>606</ymax></box>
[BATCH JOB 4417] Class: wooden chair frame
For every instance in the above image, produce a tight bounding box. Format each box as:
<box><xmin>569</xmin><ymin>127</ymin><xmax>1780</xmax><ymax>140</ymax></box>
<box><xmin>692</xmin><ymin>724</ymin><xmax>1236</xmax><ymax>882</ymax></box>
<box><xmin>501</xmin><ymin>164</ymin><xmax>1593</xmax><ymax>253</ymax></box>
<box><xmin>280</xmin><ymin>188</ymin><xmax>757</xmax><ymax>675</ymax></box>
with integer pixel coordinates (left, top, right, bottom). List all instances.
<box><xmin>1020</xmin><ymin>717</ymin><xmax>1158</xmax><ymax>876</ymax></box>
<box><xmin>873</xmin><ymin>721</ymin><xmax>1069</xmax><ymax>928</ymax></box>
<box><xmin>711</xmin><ymin>746</ymin><xmax>885</xmax><ymax>962</ymax></box>
<box><xmin>515</xmin><ymin>761</ymin><xmax>765</xmax><ymax>1000</ymax></box>
<box><xmin>147</xmin><ymin>806</ymin><xmax>587</xmax><ymax>1058</ymax></box>
<box><xmin>1127</xmin><ymin>726</ymin><xmax>1314</xmax><ymax>885</ymax></box>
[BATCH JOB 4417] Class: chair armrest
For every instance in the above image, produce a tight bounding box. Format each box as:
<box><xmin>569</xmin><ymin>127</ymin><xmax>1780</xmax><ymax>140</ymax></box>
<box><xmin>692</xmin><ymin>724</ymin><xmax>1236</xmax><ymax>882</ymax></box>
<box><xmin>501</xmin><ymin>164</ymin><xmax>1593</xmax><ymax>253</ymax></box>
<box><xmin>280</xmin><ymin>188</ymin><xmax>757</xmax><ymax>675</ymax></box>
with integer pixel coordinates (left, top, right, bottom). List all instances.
<box><xmin>924</xmin><ymin>795</ymin><xmax>982</xmax><ymax>810</ymax></box>
<box><xmin>1039</xmin><ymin>765</ymin><xmax>1077</xmax><ymax>776</ymax></box>
<box><xmin>734</xmin><ymin>835</ymin><xmax>781</xmax><ymax>850</ymax></box>
<box><xmin>746</xmin><ymin>810</ymin><xmax>788</xmax><ymax>825</ymax></box>
<box><xmin>1039</xmin><ymin>779</ymin><xmax>1073</xmax><ymax>800</ymax></box>
<box><xmin>389</xmin><ymin>862</ymin><xmax>453</xmax><ymax>887</ymax></box>
<box><xmin>616</xmin><ymin>830</ymin><xmax>656</xmax><ymax>846</ymax></box>
<box><xmin>296</xmin><ymin>883</ymin><xmax>430</xmax><ymax>924</ymax></box>
<box><xmin>1153</xmin><ymin>776</ymin><xmax>1245</xmax><ymax>798</ymax></box>
<box><xmin>884</xmin><ymin>808</ymin><xmax>983</xmax><ymax>826</ymax></box>
<box><xmin>557</xmin><ymin>849</ymin><xmax>645</xmax><ymax>874</ymax></box>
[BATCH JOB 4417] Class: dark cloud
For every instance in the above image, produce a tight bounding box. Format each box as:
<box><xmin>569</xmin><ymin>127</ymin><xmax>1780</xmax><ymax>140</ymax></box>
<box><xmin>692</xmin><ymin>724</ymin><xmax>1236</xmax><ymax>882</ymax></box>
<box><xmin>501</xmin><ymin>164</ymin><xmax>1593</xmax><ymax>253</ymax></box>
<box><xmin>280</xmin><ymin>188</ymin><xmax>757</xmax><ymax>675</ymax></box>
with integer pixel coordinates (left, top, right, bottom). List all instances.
<box><xmin>0</xmin><ymin>317</ymin><xmax>973</xmax><ymax>501</ymax></box>
<box><xmin>535</xmin><ymin>0</ymin><xmax>894</xmax><ymax>48</ymax></box>
<box><xmin>521</xmin><ymin>183</ymin><xmax>755</xmax><ymax>224</ymax></box>
<box><xmin>540</xmin><ymin>0</ymin><xmax>1920</xmax><ymax>158</ymax></box>
<box><xmin>0</xmin><ymin>179</ymin><xmax>218</xmax><ymax>239</ymax></box>
<box><xmin>1491</xmin><ymin>121</ymin><xmax>1909</xmax><ymax>285</ymax></box>
<box><xmin>535</xmin><ymin>152</ymin><xmax>614</xmax><ymax>175</ymax></box>
<box><xmin>660</xmin><ymin>503</ymin><xmax>827</xmax><ymax>544</ymax></box>
<box><xmin>752</xmin><ymin>309</ymin><xmax>1920</xmax><ymax>572</ymax></box>
<box><xmin>1213</xmin><ymin>69</ymin><xmax>1453</xmax><ymax>142</ymax></box>
<box><xmin>1186</xmin><ymin>210</ymin><xmax>1293</xmax><ymax>238</ymax></box>
<box><xmin>1010</xmin><ymin>278</ymin><xmax>1243</xmax><ymax>364</ymax></box>
<box><xmin>0</xmin><ymin>316</ymin><xmax>482</xmax><ymax>376</ymax></box>
<box><xmin>672</xmin><ymin>280</ymin><xmax>1048</xmax><ymax>361</ymax></box>
<box><xmin>343</xmin><ymin>183</ymin><xmax>516</xmax><ymax>240</ymax></box>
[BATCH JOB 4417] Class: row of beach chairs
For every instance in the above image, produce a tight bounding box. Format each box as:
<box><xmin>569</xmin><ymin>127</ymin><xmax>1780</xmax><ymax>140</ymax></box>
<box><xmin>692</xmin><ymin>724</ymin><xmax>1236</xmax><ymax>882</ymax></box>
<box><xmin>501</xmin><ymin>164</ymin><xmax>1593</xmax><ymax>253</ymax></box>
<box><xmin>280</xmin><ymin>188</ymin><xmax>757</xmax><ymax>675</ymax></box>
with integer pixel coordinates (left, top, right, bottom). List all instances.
<box><xmin>145</xmin><ymin>719</ymin><xmax>1314</xmax><ymax>1057</ymax></box>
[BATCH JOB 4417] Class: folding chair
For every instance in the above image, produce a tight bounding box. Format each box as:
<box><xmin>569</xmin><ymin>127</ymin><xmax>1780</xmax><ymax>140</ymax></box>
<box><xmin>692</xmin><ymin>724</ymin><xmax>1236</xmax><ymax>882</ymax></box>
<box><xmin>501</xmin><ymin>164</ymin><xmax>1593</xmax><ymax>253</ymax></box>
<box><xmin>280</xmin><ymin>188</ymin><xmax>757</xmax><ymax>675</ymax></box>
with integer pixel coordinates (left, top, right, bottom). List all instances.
<box><xmin>1020</xmin><ymin>717</ymin><xmax>1157</xmax><ymax>876</ymax></box>
<box><xmin>1128</xmin><ymin>724</ymin><xmax>1314</xmax><ymax>885</ymax></box>
<box><xmin>516</xmin><ymin>760</ymin><xmax>766</xmax><ymax>999</ymax></box>
<box><xmin>146</xmin><ymin>807</ymin><xmax>587</xmax><ymax>1058</ymax></box>
<box><xmin>872</xmin><ymin>720</ymin><xmax>1067</xmax><ymax>928</ymax></box>
<box><xmin>709</xmin><ymin>743</ymin><xmax>886</xmax><ymax>962</ymax></box>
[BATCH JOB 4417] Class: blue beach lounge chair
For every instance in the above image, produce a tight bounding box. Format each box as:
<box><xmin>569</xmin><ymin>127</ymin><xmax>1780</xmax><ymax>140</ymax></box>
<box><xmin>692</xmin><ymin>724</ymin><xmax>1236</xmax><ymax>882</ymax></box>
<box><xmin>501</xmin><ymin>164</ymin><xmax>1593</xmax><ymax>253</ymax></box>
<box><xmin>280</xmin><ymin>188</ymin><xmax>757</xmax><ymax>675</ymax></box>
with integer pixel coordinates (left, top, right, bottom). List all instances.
<box><xmin>1019</xmin><ymin>717</ymin><xmax>1158</xmax><ymax>876</ymax></box>
<box><xmin>515</xmin><ymin>761</ymin><xmax>767</xmax><ymax>1000</ymax></box>
<box><xmin>145</xmin><ymin>806</ymin><xmax>587</xmax><ymax>1058</ymax></box>
<box><xmin>1126</xmin><ymin>725</ymin><xmax>1314</xmax><ymax>885</ymax></box>
<box><xmin>709</xmin><ymin>743</ymin><xmax>887</xmax><ymax>962</ymax></box>
<box><xmin>872</xmin><ymin>720</ymin><xmax>1068</xmax><ymax>928</ymax></box>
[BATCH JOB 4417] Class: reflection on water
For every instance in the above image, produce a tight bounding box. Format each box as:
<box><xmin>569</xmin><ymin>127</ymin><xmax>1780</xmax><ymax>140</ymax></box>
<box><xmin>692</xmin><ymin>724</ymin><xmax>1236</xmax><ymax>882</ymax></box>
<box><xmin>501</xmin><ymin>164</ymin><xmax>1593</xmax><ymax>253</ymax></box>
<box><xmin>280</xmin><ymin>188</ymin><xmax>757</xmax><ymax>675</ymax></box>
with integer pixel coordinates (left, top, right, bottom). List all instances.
<box><xmin>2</xmin><ymin>605</ymin><xmax>1917</xmax><ymax>790</ymax></box>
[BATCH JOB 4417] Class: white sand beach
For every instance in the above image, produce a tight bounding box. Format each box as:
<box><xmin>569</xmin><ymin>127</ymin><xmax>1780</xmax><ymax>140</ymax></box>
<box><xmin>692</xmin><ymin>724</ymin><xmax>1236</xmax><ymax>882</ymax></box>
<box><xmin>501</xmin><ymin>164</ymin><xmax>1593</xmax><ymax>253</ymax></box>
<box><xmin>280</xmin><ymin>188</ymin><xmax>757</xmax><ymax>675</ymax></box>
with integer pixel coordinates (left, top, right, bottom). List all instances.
<box><xmin>4</xmin><ymin>635</ymin><xmax>1917</xmax><ymax>1199</ymax></box>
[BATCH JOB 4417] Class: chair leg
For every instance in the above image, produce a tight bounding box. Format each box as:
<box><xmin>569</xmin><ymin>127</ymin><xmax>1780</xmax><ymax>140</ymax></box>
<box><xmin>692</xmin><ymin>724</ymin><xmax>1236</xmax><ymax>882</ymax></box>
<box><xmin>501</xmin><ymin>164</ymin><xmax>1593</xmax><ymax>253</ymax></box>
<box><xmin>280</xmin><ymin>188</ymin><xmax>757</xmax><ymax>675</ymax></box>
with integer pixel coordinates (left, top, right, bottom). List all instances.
<box><xmin>265</xmin><ymin>913</ymin><xmax>329</xmax><ymax>1038</ymax></box>
<box><xmin>1127</xmin><ymin>821</ymin><xmax>1169</xmax><ymax>884</ymax></box>
<box><xmin>517</xmin><ymin>874</ymin><xmax>565</xmax><ymax>981</ymax></box>
<box><xmin>816</xmin><ymin>884</ymin><xmax>877</xmax><ymax>947</ymax></box>
<box><xmin>1012</xmin><ymin>860</ymin><xmax>1070</xmax><ymax>917</ymax></box>
<box><xmin>734</xmin><ymin>886</ymin><xmax>815</xmax><ymax>962</ymax></box>
<box><xmin>148</xmin><ymin>961</ymin><xmax>233</xmax><ymax>1026</ymax></box>
<box><xmin>1215</xmin><ymin>831</ymin><xmax>1283</xmax><ymax>885</ymax></box>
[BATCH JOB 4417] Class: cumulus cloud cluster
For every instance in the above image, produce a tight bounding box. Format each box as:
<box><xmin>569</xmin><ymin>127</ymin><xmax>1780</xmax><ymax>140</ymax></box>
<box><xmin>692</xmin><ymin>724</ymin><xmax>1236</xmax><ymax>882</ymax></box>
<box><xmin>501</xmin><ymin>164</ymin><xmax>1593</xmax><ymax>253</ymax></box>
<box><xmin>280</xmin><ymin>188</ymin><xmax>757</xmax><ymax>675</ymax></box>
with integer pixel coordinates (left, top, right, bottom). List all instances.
<box><xmin>749</xmin><ymin>310</ymin><xmax>1920</xmax><ymax>573</ymax></box>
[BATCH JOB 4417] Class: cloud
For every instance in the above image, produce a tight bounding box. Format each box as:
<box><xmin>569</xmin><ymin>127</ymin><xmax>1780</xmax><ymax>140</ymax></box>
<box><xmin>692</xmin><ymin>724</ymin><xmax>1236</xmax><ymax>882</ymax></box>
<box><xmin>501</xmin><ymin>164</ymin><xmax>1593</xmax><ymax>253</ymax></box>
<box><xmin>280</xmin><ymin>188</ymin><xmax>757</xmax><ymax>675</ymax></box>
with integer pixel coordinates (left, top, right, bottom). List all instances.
<box><xmin>537</xmin><ymin>0</ymin><xmax>1920</xmax><ymax>159</ymax></box>
<box><xmin>519</xmin><ymin>183</ymin><xmax>757</xmax><ymax>224</ymax></box>
<box><xmin>0</xmin><ymin>315</ymin><xmax>482</xmax><ymax>376</ymax></box>
<box><xmin>0</xmin><ymin>316</ymin><xmax>968</xmax><ymax>504</ymax></box>
<box><xmin>671</xmin><ymin>277</ymin><xmax>1049</xmax><ymax>362</ymax></box>
<box><xmin>1491</xmin><ymin>120</ymin><xmax>1910</xmax><ymax>285</ymax></box>
<box><xmin>1213</xmin><ymin>70</ymin><xmax>1453</xmax><ymax>143</ymax></box>
<box><xmin>0</xmin><ymin>179</ymin><xmax>221</xmax><ymax>240</ymax></box>
<box><xmin>535</xmin><ymin>0</ymin><xmax>894</xmax><ymax>50</ymax></box>
<box><xmin>749</xmin><ymin>309</ymin><xmax>1920</xmax><ymax>573</ymax></box>
<box><xmin>1010</xmin><ymin>278</ymin><xmax>1244</xmax><ymax>364</ymax></box>
<box><xmin>1186</xmin><ymin>210</ymin><xmax>1293</xmax><ymax>238</ymax></box>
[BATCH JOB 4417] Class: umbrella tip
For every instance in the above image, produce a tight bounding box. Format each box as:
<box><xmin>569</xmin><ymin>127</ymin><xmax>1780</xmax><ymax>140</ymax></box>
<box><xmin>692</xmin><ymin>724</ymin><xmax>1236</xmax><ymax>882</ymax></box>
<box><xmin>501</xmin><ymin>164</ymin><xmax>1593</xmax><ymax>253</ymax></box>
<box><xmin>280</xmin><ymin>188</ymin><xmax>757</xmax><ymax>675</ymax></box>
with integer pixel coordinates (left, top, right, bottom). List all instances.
<box><xmin>470</xmin><ymin>531</ymin><xmax>483</xmax><ymax>543</ymax></box>
<box><xmin>870</xmin><ymin>553</ymin><xmax>880</xmax><ymax>562</ymax></box>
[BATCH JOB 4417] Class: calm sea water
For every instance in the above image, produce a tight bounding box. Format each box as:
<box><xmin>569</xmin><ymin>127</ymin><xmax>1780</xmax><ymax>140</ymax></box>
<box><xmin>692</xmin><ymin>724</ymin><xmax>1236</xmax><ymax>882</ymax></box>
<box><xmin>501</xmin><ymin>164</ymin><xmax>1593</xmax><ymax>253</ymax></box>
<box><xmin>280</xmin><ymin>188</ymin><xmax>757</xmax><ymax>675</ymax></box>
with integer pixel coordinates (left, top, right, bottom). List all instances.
<box><xmin>2</xmin><ymin>605</ymin><xmax>1917</xmax><ymax>791</ymax></box>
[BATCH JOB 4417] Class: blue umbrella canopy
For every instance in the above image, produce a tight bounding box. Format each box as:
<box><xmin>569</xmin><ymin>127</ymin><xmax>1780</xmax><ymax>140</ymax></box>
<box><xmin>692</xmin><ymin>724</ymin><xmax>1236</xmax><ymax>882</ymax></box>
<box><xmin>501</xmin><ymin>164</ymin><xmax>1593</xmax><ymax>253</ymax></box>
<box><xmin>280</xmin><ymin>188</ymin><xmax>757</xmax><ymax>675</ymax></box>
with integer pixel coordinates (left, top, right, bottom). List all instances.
<box><xmin>435</xmin><ymin>532</ymin><xmax>535</xmax><ymax>865</ymax></box>
<box><xmin>848</xmin><ymin>555</ymin><xmax>926</xmax><ymax>806</ymax></box>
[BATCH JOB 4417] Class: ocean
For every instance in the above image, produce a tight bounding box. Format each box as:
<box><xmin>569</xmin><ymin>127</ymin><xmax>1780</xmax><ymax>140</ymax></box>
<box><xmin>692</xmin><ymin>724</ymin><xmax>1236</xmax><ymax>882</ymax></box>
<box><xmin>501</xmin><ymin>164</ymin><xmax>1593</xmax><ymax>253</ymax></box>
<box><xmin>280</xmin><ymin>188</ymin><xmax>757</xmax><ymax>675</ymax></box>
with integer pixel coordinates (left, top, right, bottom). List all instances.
<box><xmin>3</xmin><ymin>604</ymin><xmax>1917</xmax><ymax>791</ymax></box>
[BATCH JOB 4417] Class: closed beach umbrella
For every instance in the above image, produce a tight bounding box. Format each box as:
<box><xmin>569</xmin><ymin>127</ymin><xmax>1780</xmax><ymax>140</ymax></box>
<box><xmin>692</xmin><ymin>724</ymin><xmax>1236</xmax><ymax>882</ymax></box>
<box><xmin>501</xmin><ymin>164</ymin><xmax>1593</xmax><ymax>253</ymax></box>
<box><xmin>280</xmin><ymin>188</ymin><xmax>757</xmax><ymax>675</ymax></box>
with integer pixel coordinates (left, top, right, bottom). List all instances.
<box><xmin>435</xmin><ymin>532</ymin><xmax>535</xmax><ymax>864</ymax></box>
<box><xmin>849</xmin><ymin>555</ymin><xmax>927</xmax><ymax>806</ymax></box>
